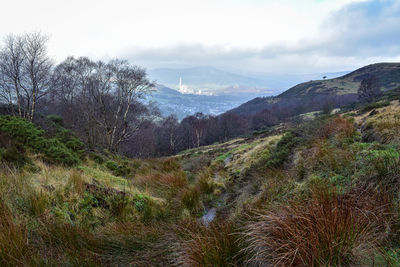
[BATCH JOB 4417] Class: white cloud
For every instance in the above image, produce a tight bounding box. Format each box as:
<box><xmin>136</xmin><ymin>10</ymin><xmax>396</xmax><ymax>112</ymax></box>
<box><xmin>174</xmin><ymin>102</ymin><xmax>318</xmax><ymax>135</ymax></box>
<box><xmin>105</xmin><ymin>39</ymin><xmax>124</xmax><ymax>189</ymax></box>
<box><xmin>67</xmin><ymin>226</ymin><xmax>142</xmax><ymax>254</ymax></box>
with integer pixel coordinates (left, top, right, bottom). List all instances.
<box><xmin>0</xmin><ymin>0</ymin><xmax>397</xmax><ymax>74</ymax></box>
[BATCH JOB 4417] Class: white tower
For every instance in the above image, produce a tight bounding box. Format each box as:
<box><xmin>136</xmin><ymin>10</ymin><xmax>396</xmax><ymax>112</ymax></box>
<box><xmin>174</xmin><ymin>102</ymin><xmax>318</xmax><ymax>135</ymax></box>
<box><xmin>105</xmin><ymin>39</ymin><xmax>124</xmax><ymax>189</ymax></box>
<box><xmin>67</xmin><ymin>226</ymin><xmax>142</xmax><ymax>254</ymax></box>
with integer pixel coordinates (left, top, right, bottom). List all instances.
<box><xmin>179</xmin><ymin>77</ymin><xmax>182</xmax><ymax>91</ymax></box>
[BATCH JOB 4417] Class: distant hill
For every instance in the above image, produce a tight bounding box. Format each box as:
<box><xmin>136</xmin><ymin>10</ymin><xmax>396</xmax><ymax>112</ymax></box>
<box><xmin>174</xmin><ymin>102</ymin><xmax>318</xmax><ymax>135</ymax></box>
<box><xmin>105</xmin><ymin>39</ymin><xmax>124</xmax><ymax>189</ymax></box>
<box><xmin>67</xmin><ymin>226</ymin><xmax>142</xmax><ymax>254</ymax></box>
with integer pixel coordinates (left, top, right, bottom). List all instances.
<box><xmin>230</xmin><ymin>63</ymin><xmax>400</xmax><ymax>115</ymax></box>
<box><xmin>148</xmin><ymin>66</ymin><xmax>349</xmax><ymax>96</ymax></box>
<box><xmin>148</xmin><ymin>66</ymin><xmax>273</xmax><ymax>94</ymax></box>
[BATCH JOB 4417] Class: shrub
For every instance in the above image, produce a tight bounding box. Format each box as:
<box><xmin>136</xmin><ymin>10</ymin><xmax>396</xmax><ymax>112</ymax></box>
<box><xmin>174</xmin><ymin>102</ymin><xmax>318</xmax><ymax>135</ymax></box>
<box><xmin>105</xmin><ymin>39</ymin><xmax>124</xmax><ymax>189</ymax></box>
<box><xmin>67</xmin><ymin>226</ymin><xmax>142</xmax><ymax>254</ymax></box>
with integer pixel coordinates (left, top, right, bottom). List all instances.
<box><xmin>0</xmin><ymin>115</ymin><xmax>81</xmax><ymax>166</ymax></box>
<box><xmin>265</xmin><ymin>131</ymin><xmax>300</xmax><ymax>168</ymax></box>
<box><xmin>53</xmin><ymin>128</ymin><xmax>84</xmax><ymax>155</ymax></box>
<box><xmin>132</xmin><ymin>195</ymin><xmax>161</xmax><ymax>222</ymax></box>
<box><xmin>244</xmin><ymin>184</ymin><xmax>393</xmax><ymax>266</ymax></box>
<box><xmin>1</xmin><ymin>147</ymin><xmax>32</xmax><ymax>168</ymax></box>
<box><xmin>106</xmin><ymin>161</ymin><xmax>119</xmax><ymax>172</ymax></box>
<box><xmin>360</xmin><ymin>100</ymin><xmax>390</xmax><ymax>113</ymax></box>
<box><xmin>43</xmin><ymin>138</ymin><xmax>80</xmax><ymax>166</ymax></box>
<box><xmin>89</xmin><ymin>153</ymin><xmax>104</xmax><ymax>164</ymax></box>
<box><xmin>0</xmin><ymin>115</ymin><xmax>44</xmax><ymax>150</ymax></box>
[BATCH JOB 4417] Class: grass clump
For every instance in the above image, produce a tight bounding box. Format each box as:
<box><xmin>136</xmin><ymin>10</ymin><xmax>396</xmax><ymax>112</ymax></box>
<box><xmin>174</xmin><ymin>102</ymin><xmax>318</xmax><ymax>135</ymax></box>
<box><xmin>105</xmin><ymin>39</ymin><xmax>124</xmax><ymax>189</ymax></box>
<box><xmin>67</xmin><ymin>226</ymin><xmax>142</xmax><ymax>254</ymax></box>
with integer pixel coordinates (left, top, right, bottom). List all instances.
<box><xmin>244</xmin><ymin>184</ymin><xmax>393</xmax><ymax>266</ymax></box>
<box><xmin>175</xmin><ymin>220</ymin><xmax>244</xmax><ymax>266</ymax></box>
<box><xmin>0</xmin><ymin>199</ymin><xmax>32</xmax><ymax>265</ymax></box>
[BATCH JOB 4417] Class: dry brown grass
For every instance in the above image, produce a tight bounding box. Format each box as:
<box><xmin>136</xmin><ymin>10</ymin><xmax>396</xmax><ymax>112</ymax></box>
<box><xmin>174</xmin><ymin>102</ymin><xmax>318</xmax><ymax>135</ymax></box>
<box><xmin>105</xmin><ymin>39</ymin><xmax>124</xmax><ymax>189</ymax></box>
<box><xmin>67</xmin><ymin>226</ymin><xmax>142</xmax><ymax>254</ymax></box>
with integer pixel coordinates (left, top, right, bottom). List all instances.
<box><xmin>135</xmin><ymin>170</ymin><xmax>188</xmax><ymax>191</ymax></box>
<box><xmin>174</xmin><ymin>219</ymin><xmax>244</xmax><ymax>267</ymax></box>
<box><xmin>66</xmin><ymin>169</ymin><xmax>86</xmax><ymax>194</ymax></box>
<box><xmin>0</xmin><ymin>199</ymin><xmax>32</xmax><ymax>266</ymax></box>
<box><xmin>317</xmin><ymin>117</ymin><xmax>356</xmax><ymax>140</ymax></box>
<box><xmin>244</xmin><ymin>184</ymin><xmax>393</xmax><ymax>266</ymax></box>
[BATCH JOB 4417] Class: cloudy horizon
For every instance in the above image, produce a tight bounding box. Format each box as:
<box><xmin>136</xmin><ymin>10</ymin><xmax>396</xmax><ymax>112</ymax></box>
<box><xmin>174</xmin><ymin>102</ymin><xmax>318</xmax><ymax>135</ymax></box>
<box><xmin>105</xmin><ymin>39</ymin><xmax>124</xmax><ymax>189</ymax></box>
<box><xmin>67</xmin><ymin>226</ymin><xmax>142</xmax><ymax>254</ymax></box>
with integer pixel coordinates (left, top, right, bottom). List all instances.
<box><xmin>1</xmin><ymin>0</ymin><xmax>399</xmax><ymax>75</ymax></box>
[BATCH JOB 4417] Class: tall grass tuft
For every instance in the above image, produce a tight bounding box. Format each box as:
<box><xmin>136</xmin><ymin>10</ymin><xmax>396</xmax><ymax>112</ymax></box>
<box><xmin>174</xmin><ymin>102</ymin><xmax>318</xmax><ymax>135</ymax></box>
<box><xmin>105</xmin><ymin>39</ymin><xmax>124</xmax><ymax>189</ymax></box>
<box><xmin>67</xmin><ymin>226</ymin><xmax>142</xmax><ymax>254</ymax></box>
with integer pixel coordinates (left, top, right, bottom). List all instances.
<box><xmin>174</xmin><ymin>219</ymin><xmax>244</xmax><ymax>266</ymax></box>
<box><xmin>244</xmin><ymin>184</ymin><xmax>393</xmax><ymax>266</ymax></box>
<box><xmin>0</xmin><ymin>199</ymin><xmax>31</xmax><ymax>265</ymax></box>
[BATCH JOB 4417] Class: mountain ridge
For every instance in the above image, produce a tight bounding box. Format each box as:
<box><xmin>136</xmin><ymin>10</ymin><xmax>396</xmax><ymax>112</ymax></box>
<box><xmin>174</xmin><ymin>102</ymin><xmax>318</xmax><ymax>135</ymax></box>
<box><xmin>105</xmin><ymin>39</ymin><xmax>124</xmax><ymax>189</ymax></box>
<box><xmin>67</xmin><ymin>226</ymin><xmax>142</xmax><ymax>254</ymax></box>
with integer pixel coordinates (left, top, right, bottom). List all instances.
<box><xmin>230</xmin><ymin>62</ymin><xmax>400</xmax><ymax>115</ymax></box>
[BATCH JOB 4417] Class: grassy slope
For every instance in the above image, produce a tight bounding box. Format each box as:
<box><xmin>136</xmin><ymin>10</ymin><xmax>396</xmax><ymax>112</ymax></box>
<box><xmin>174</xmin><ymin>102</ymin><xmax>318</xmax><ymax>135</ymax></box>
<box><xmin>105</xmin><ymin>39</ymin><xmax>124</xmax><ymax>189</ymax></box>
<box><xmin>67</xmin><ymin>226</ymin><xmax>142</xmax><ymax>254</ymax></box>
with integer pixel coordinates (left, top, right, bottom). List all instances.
<box><xmin>2</xmin><ymin>97</ymin><xmax>400</xmax><ymax>265</ymax></box>
<box><xmin>232</xmin><ymin>63</ymin><xmax>400</xmax><ymax>115</ymax></box>
<box><xmin>280</xmin><ymin>62</ymin><xmax>400</xmax><ymax>98</ymax></box>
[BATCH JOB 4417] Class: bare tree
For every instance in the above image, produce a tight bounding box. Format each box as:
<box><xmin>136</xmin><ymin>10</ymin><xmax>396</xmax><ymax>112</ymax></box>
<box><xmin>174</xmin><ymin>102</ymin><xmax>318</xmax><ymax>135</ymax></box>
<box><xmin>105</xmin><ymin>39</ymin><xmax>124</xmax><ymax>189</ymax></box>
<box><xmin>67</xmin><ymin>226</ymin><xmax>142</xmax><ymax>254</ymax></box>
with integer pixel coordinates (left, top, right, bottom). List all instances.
<box><xmin>21</xmin><ymin>32</ymin><xmax>53</xmax><ymax>120</ymax></box>
<box><xmin>0</xmin><ymin>35</ymin><xmax>25</xmax><ymax>116</ymax></box>
<box><xmin>0</xmin><ymin>32</ymin><xmax>52</xmax><ymax>120</ymax></box>
<box><xmin>107</xmin><ymin>59</ymin><xmax>154</xmax><ymax>151</ymax></box>
<box><xmin>50</xmin><ymin>57</ymin><xmax>154</xmax><ymax>151</ymax></box>
<box><xmin>160</xmin><ymin>115</ymin><xmax>180</xmax><ymax>153</ymax></box>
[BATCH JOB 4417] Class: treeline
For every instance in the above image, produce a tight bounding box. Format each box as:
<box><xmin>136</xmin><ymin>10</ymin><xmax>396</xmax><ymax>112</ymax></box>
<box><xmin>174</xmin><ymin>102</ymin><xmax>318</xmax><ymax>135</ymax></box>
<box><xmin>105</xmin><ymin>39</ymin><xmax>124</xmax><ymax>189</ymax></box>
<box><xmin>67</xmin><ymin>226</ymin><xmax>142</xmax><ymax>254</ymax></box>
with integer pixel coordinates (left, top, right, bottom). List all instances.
<box><xmin>0</xmin><ymin>32</ymin><xmax>362</xmax><ymax>157</ymax></box>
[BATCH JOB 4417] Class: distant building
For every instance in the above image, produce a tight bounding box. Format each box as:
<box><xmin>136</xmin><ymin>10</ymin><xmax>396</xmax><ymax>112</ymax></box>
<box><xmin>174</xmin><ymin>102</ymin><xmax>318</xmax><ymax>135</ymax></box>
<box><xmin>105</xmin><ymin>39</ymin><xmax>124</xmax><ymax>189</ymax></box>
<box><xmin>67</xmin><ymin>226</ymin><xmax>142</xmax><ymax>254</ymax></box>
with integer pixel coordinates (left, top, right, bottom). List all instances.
<box><xmin>179</xmin><ymin>77</ymin><xmax>189</xmax><ymax>93</ymax></box>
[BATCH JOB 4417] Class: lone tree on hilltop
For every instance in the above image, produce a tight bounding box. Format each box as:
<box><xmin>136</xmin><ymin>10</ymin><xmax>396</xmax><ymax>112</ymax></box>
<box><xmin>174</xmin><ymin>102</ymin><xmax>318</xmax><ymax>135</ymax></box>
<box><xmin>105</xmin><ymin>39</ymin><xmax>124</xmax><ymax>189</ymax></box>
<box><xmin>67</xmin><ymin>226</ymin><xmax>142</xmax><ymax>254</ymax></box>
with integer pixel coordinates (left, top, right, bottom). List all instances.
<box><xmin>357</xmin><ymin>74</ymin><xmax>382</xmax><ymax>102</ymax></box>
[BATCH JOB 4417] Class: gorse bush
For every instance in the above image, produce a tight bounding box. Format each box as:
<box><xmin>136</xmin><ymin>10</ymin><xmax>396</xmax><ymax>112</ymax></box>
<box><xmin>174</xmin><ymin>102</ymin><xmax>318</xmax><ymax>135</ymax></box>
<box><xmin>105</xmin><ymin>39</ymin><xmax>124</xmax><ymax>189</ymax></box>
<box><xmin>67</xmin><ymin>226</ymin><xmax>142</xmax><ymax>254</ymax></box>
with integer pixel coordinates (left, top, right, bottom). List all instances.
<box><xmin>265</xmin><ymin>131</ymin><xmax>300</xmax><ymax>168</ymax></box>
<box><xmin>44</xmin><ymin>138</ymin><xmax>80</xmax><ymax>166</ymax></box>
<box><xmin>0</xmin><ymin>115</ymin><xmax>44</xmax><ymax>150</ymax></box>
<box><xmin>0</xmin><ymin>146</ymin><xmax>32</xmax><ymax>168</ymax></box>
<box><xmin>45</xmin><ymin>115</ymin><xmax>84</xmax><ymax>157</ymax></box>
<box><xmin>360</xmin><ymin>100</ymin><xmax>391</xmax><ymax>113</ymax></box>
<box><xmin>0</xmin><ymin>115</ymin><xmax>81</xmax><ymax>166</ymax></box>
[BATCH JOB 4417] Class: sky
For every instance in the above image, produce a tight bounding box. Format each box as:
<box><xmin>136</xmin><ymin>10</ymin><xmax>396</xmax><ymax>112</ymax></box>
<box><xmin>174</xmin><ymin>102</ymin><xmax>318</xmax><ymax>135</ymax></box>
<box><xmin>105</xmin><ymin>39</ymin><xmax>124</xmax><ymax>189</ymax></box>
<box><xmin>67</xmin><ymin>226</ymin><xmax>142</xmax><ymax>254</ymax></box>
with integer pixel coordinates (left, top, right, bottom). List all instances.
<box><xmin>1</xmin><ymin>0</ymin><xmax>399</xmax><ymax>75</ymax></box>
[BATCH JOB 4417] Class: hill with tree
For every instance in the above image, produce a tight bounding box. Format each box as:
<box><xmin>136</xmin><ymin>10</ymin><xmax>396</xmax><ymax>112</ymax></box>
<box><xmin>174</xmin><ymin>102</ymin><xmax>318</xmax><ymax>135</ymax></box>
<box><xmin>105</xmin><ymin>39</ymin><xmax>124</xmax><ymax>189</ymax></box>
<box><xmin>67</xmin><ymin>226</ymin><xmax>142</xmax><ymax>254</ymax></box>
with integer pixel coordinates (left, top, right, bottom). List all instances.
<box><xmin>231</xmin><ymin>63</ymin><xmax>400</xmax><ymax>115</ymax></box>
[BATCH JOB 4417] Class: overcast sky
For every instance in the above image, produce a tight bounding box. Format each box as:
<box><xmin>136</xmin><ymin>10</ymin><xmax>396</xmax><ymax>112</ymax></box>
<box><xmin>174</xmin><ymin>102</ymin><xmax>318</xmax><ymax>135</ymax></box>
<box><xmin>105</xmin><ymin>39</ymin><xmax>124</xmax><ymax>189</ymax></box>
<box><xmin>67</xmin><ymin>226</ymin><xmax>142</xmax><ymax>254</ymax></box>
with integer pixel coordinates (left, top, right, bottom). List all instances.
<box><xmin>1</xmin><ymin>0</ymin><xmax>399</xmax><ymax>74</ymax></box>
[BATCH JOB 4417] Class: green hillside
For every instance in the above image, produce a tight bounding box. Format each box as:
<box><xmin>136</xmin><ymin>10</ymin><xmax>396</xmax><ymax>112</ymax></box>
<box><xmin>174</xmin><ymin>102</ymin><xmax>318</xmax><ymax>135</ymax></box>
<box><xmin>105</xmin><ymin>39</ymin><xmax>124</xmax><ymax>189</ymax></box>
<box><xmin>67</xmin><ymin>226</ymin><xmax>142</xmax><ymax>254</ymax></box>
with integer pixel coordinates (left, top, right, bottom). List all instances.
<box><xmin>231</xmin><ymin>63</ymin><xmax>400</xmax><ymax>115</ymax></box>
<box><xmin>279</xmin><ymin>63</ymin><xmax>400</xmax><ymax>98</ymax></box>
